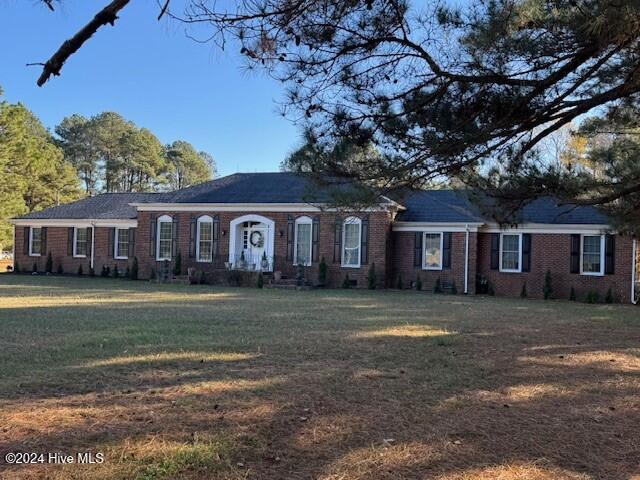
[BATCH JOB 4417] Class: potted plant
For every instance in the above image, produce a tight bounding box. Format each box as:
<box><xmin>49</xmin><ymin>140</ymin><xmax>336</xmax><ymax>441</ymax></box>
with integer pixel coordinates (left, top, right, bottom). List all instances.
<box><xmin>261</xmin><ymin>251</ymin><xmax>269</xmax><ymax>270</ymax></box>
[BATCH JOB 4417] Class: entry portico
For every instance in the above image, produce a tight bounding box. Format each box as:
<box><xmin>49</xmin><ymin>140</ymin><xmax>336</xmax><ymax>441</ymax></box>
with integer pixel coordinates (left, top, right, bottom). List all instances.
<box><xmin>228</xmin><ymin>214</ymin><xmax>275</xmax><ymax>271</ymax></box>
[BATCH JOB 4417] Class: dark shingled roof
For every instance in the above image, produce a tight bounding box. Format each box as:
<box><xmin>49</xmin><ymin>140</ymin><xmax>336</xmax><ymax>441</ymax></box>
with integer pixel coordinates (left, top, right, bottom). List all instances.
<box><xmin>395</xmin><ymin>190</ymin><xmax>611</xmax><ymax>225</ymax></box>
<box><xmin>18</xmin><ymin>193</ymin><xmax>163</xmax><ymax>220</ymax></box>
<box><xmin>164</xmin><ymin>172</ymin><xmax>356</xmax><ymax>204</ymax></box>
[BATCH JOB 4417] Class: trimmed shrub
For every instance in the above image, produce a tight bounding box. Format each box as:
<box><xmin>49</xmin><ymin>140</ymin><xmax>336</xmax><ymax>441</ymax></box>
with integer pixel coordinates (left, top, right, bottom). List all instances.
<box><xmin>415</xmin><ymin>274</ymin><xmax>422</xmax><ymax>291</ymax></box>
<box><xmin>520</xmin><ymin>282</ymin><xmax>527</xmax><ymax>298</ymax></box>
<box><xmin>605</xmin><ymin>288</ymin><xmax>614</xmax><ymax>304</ymax></box>
<box><xmin>367</xmin><ymin>263</ymin><xmax>377</xmax><ymax>289</ymax></box>
<box><xmin>130</xmin><ymin>257</ymin><xmax>139</xmax><ymax>280</ymax></box>
<box><xmin>124</xmin><ymin>265</ymin><xmax>130</xmax><ymax>279</ymax></box>
<box><xmin>32</xmin><ymin>262</ymin><xmax>38</xmax><ymax>273</ymax></box>
<box><xmin>45</xmin><ymin>252</ymin><xmax>53</xmax><ymax>273</ymax></box>
<box><xmin>101</xmin><ymin>265</ymin><xmax>110</xmax><ymax>277</ymax></box>
<box><xmin>150</xmin><ymin>268</ymin><xmax>156</xmax><ymax>280</ymax></box>
<box><xmin>89</xmin><ymin>266</ymin><xmax>95</xmax><ymax>277</ymax></box>
<box><xmin>113</xmin><ymin>264</ymin><xmax>119</xmax><ymax>278</ymax></box>
<box><xmin>173</xmin><ymin>252</ymin><xmax>182</xmax><ymax>276</ymax></box>
<box><xmin>585</xmin><ymin>290</ymin><xmax>600</xmax><ymax>304</ymax></box>
<box><xmin>57</xmin><ymin>264</ymin><xmax>64</xmax><ymax>275</ymax></box>
<box><xmin>396</xmin><ymin>275</ymin><xmax>403</xmax><ymax>290</ymax></box>
<box><xmin>433</xmin><ymin>278</ymin><xmax>441</xmax><ymax>294</ymax></box>
<box><xmin>13</xmin><ymin>261</ymin><xmax>20</xmax><ymax>273</ymax></box>
<box><xmin>487</xmin><ymin>282</ymin><xmax>495</xmax><ymax>296</ymax></box>
<box><xmin>343</xmin><ymin>274</ymin><xmax>352</xmax><ymax>289</ymax></box>
<box><xmin>257</xmin><ymin>272</ymin><xmax>264</xmax><ymax>289</ymax></box>
<box><xmin>77</xmin><ymin>264</ymin><xmax>83</xmax><ymax>276</ymax></box>
<box><xmin>200</xmin><ymin>270</ymin><xmax>207</xmax><ymax>285</ymax></box>
<box><xmin>296</xmin><ymin>262</ymin><xmax>305</xmax><ymax>286</ymax></box>
<box><xmin>318</xmin><ymin>257</ymin><xmax>327</xmax><ymax>286</ymax></box>
<box><xmin>543</xmin><ymin>269</ymin><xmax>553</xmax><ymax>299</ymax></box>
<box><xmin>451</xmin><ymin>281</ymin><xmax>458</xmax><ymax>295</ymax></box>
<box><xmin>569</xmin><ymin>286</ymin><xmax>576</xmax><ymax>301</ymax></box>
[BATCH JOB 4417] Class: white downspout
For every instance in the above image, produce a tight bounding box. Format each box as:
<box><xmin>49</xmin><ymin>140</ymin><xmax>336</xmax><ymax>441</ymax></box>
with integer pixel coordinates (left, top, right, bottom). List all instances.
<box><xmin>90</xmin><ymin>222</ymin><xmax>96</xmax><ymax>271</ymax></box>
<box><xmin>464</xmin><ymin>224</ymin><xmax>469</xmax><ymax>294</ymax></box>
<box><xmin>632</xmin><ymin>238</ymin><xmax>637</xmax><ymax>305</ymax></box>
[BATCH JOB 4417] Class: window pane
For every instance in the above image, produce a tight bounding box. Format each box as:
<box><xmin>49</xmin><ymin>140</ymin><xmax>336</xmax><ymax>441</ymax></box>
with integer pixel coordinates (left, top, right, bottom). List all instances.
<box><xmin>343</xmin><ymin>222</ymin><xmax>360</xmax><ymax>266</ymax></box>
<box><xmin>116</xmin><ymin>229</ymin><xmax>129</xmax><ymax>257</ymax></box>
<box><xmin>31</xmin><ymin>228</ymin><xmax>41</xmax><ymax>255</ymax></box>
<box><xmin>424</xmin><ymin>233</ymin><xmax>441</xmax><ymax>268</ymax></box>
<box><xmin>582</xmin><ymin>235</ymin><xmax>601</xmax><ymax>273</ymax></box>
<box><xmin>501</xmin><ymin>234</ymin><xmax>520</xmax><ymax>270</ymax></box>
<box><xmin>296</xmin><ymin>223</ymin><xmax>311</xmax><ymax>265</ymax></box>
<box><xmin>75</xmin><ymin>228</ymin><xmax>87</xmax><ymax>256</ymax></box>
<box><xmin>159</xmin><ymin>221</ymin><xmax>172</xmax><ymax>259</ymax></box>
<box><xmin>198</xmin><ymin>222</ymin><xmax>213</xmax><ymax>262</ymax></box>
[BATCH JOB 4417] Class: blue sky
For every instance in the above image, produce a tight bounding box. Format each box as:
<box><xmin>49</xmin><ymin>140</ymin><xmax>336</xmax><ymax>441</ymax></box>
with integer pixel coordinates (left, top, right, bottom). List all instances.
<box><xmin>0</xmin><ymin>0</ymin><xmax>301</xmax><ymax>176</ymax></box>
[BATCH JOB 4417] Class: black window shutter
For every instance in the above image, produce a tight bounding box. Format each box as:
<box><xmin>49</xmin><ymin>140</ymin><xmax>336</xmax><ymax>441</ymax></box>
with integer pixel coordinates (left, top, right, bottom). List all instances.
<box><xmin>171</xmin><ymin>216</ymin><xmax>179</xmax><ymax>257</ymax></box>
<box><xmin>522</xmin><ymin>233</ymin><xmax>532</xmax><ymax>272</ymax></box>
<box><xmin>129</xmin><ymin>228</ymin><xmax>136</xmax><ymax>258</ymax></box>
<box><xmin>24</xmin><ymin>227</ymin><xmax>30</xmax><ymax>255</ymax></box>
<box><xmin>189</xmin><ymin>216</ymin><xmax>196</xmax><ymax>258</ymax></box>
<box><xmin>333</xmin><ymin>217</ymin><xmax>342</xmax><ymax>263</ymax></box>
<box><xmin>490</xmin><ymin>233</ymin><xmax>500</xmax><ymax>270</ymax></box>
<box><xmin>414</xmin><ymin>232</ymin><xmax>422</xmax><ymax>267</ymax></box>
<box><xmin>570</xmin><ymin>234</ymin><xmax>580</xmax><ymax>273</ymax></box>
<box><xmin>361</xmin><ymin>215</ymin><xmax>369</xmax><ymax>265</ymax></box>
<box><xmin>149</xmin><ymin>215</ymin><xmax>156</xmax><ymax>257</ymax></box>
<box><xmin>286</xmin><ymin>215</ymin><xmax>295</xmax><ymax>261</ymax></box>
<box><xmin>442</xmin><ymin>232</ymin><xmax>452</xmax><ymax>269</ymax></box>
<box><xmin>67</xmin><ymin>227</ymin><xmax>74</xmax><ymax>256</ymax></box>
<box><xmin>108</xmin><ymin>227</ymin><xmax>115</xmax><ymax>258</ymax></box>
<box><xmin>605</xmin><ymin>234</ymin><xmax>615</xmax><ymax>274</ymax></box>
<box><xmin>86</xmin><ymin>227</ymin><xmax>93</xmax><ymax>258</ymax></box>
<box><xmin>212</xmin><ymin>215</ymin><xmax>219</xmax><ymax>262</ymax></box>
<box><xmin>312</xmin><ymin>216</ymin><xmax>320</xmax><ymax>263</ymax></box>
<box><xmin>40</xmin><ymin>227</ymin><xmax>47</xmax><ymax>255</ymax></box>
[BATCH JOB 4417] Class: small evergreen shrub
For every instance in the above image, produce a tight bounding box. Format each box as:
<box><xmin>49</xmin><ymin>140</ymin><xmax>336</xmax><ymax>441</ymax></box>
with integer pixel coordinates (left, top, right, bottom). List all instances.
<box><xmin>543</xmin><ymin>269</ymin><xmax>553</xmax><ymax>299</ymax></box>
<box><xmin>101</xmin><ymin>265</ymin><xmax>110</xmax><ymax>277</ymax></box>
<box><xmin>296</xmin><ymin>262</ymin><xmax>305</xmax><ymax>286</ymax></box>
<box><xmin>113</xmin><ymin>264</ymin><xmax>119</xmax><ymax>278</ymax></box>
<box><xmin>318</xmin><ymin>256</ymin><xmax>327</xmax><ymax>286</ymax></box>
<box><xmin>13</xmin><ymin>261</ymin><xmax>20</xmax><ymax>273</ymax></box>
<box><xmin>130</xmin><ymin>257</ymin><xmax>139</xmax><ymax>280</ymax></box>
<box><xmin>451</xmin><ymin>281</ymin><xmax>458</xmax><ymax>295</ymax></box>
<box><xmin>200</xmin><ymin>270</ymin><xmax>207</xmax><ymax>285</ymax></box>
<box><xmin>569</xmin><ymin>286</ymin><xmax>576</xmax><ymax>301</ymax></box>
<box><xmin>396</xmin><ymin>275</ymin><xmax>403</xmax><ymax>290</ymax></box>
<box><xmin>151</xmin><ymin>268</ymin><xmax>156</xmax><ymax>280</ymax></box>
<box><xmin>433</xmin><ymin>278</ymin><xmax>441</xmax><ymax>294</ymax></box>
<box><xmin>45</xmin><ymin>252</ymin><xmax>53</xmax><ymax>273</ymax></box>
<box><xmin>89</xmin><ymin>266</ymin><xmax>95</xmax><ymax>277</ymax></box>
<box><xmin>415</xmin><ymin>274</ymin><xmax>422</xmax><ymax>291</ymax></box>
<box><xmin>342</xmin><ymin>274</ymin><xmax>351</xmax><ymax>289</ymax></box>
<box><xmin>487</xmin><ymin>282</ymin><xmax>495</xmax><ymax>296</ymax></box>
<box><xmin>173</xmin><ymin>252</ymin><xmax>182</xmax><ymax>276</ymax></box>
<box><xmin>32</xmin><ymin>262</ymin><xmax>38</xmax><ymax>273</ymax></box>
<box><xmin>585</xmin><ymin>290</ymin><xmax>600</xmax><ymax>304</ymax></box>
<box><xmin>605</xmin><ymin>287</ymin><xmax>614</xmax><ymax>304</ymax></box>
<box><xmin>367</xmin><ymin>263</ymin><xmax>377</xmax><ymax>289</ymax></box>
<box><xmin>520</xmin><ymin>282</ymin><xmax>527</xmax><ymax>298</ymax></box>
<box><xmin>57</xmin><ymin>264</ymin><xmax>64</xmax><ymax>275</ymax></box>
<box><xmin>124</xmin><ymin>265</ymin><xmax>130</xmax><ymax>279</ymax></box>
<box><xmin>77</xmin><ymin>264</ymin><xmax>83</xmax><ymax>276</ymax></box>
<box><xmin>257</xmin><ymin>272</ymin><xmax>264</xmax><ymax>289</ymax></box>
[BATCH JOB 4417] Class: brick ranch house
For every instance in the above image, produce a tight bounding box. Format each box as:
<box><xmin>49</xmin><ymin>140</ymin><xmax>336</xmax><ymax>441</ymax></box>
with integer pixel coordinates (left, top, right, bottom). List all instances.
<box><xmin>11</xmin><ymin>172</ymin><xmax>640</xmax><ymax>303</ymax></box>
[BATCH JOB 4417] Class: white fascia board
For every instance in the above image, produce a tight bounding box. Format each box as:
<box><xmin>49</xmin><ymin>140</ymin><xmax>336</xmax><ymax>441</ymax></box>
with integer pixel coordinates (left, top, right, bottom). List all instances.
<box><xmin>480</xmin><ymin>223</ymin><xmax>612</xmax><ymax>234</ymax></box>
<box><xmin>130</xmin><ymin>203</ymin><xmax>392</xmax><ymax>213</ymax></box>
<box><xmin>393</xmin><ymin>222</ymin><xmax>483</xmax><ymax>232</ymax></box>
<box><xmin>10</xmin><ymin>218</ymin><xmax>137</xmax><ymax>228</ymax></box>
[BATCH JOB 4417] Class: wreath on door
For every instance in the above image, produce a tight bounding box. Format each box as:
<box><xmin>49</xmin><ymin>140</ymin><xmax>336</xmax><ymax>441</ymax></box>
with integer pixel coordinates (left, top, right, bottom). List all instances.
<box><xmin>250</xmin><ymin>231</ymin><xmax>264</xmax><ymax>248</ymax></box>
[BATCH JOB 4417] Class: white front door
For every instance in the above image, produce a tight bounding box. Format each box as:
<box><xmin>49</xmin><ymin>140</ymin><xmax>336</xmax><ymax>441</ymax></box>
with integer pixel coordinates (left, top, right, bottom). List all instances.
<box><xmin>242</xmin><ymin>224</ymin><xmax>267</xmax><ymax>269</ymax></box>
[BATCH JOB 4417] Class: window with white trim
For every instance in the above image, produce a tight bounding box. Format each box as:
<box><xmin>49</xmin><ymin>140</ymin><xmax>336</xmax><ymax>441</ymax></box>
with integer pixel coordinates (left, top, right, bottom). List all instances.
<box><xmin>581</xmin><ymin>234</ymin><xmax>604</xmax><ymax>275</ymax></box>
<box><xmin>115</xmin><ymin>228</ymin><xmax>129</xmax><ymax>259</ymax></box>
<box><xmin>500</xmin><ymin>233</ymin><xmax>521</xmax><ymax>272</ymax></box>
<box><xmin>197</xmin><ymin>215</ymin><xmax>213</xmax><ymax>262</ymax></box>
<box><xmin>342</xmin><ymin>216</ymin><xmax>361</xmax><ymax>267</ymax></box>
<box><xmin>294</xmin><ymin>216</ymin><xmax>313</xmax><ymax>266</ymax></box>
<box><xmin>157</xmin><ymin>215</ymin><xmax>173</xmax><ymax>261</ymax></box>
<box><xmin>423</xmin><ymin>232</ymin><xmax>443</xmax><ymax>270</ymax></box>
<box><xmin>29</xmin><ymin>227</ymin><xmax>42</xmax><ymax>256</ymax></box>
<box><xmin>73</xmin><ymin>227</ymin><xmax>88</xmax><ymax>257</ymax></box>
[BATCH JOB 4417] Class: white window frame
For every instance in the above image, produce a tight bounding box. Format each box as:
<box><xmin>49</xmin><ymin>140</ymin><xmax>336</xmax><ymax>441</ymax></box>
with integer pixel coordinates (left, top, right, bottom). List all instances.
<box><xmin>196</xmin><ymin>215</ymin><xmax>214</xmax><ymax>263</ymax></box>
<box><xmin>114</xmin><ymin>227</ymin><xmax>129</xmax><ymax>260</ymax></box>
<box><xmin>341</xmin><ymin>216</ymin><xmax>362</xmax><ymax>268</ymax></box>
<box><xmin>156</xmin><ymin>215</ymin><xmax>173</xmax><ymax>261</ymax></box>
<box><xmin>423</xmin><ymin>232</ymin><xmax>443</xmax><ymax>270</ymax></box>
<box><xmin>499</xmin><ymin>232</ymin><xmax>522</xmax><ymax>273</ymax></box>
<box><xmin>580</xmin><ymin>234</ymin><xmax>605</xmax><ymax>276</ymax></box>
<box><xmin>28</xmin><ymin>227</ymin><xmax>42</xmax><ymax>257</ymax></box>
<box><xmin>73</xmin><ymin>227</ymin><xmax>88</xmax><ymax>258</ymax></box>
<box><xmin>293</xmin><ymin>216</ymin><xmax>313</xmax><ymax>267</ymax></box>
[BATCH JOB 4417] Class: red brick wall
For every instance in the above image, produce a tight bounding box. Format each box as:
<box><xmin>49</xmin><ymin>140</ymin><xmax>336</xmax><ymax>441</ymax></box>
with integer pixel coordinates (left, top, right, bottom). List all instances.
<box><xmin>476</xmin><ymin>232</ymin><xmax>634</xmax><ymax>303</ymax></box>
<box><xmin>134</xmin><ymin>210</ymin><xmax>394</xmax><ymax>287</ymax></box>
<box><xmin>391</xmin><ymin>231</ymin><xmax>477</xmax><ymax>293</ymax></box>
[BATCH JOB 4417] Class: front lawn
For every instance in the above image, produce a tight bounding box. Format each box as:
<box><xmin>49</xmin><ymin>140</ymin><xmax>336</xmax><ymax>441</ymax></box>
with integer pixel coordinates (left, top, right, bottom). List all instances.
<box><xmin>0</xmin><ymin>275</ymin><xmax>638</xmax><ymax>480</ymax></box>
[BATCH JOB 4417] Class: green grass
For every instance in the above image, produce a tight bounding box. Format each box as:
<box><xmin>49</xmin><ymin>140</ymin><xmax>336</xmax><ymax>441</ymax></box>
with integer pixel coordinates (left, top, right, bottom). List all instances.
<box><xmin>0</xmin><ymin>274</ymin><xmax>639</xmax><ymax>480</ymax></box>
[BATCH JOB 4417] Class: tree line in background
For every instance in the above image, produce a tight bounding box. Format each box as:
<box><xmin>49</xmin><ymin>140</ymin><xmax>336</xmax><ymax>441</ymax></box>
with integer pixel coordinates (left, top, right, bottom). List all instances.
<box><xmin>0</xmin><ymin>88</ymin><xmax>215</xmax><ymax>250</ymax></box>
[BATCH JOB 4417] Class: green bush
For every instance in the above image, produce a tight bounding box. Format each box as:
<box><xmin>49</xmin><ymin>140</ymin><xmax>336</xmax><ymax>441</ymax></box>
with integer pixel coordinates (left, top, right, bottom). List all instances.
<box><xmin>130</xmin><ymin>257</ymin><xmax>139</xmax><ymax>280</ymax></box>
<box><xmin>543</xmin><ymin>269</ymin><xmax>553</xmax><ymax>299</ymax></box>
<box><xmin>13</xmin><ymin>261</ymin><xmax>20</xmax><ymax>273</ymax></box>
<box><xmin>569</xmin><ymin>286</ymin><xmax>576</xmax><ymax>301</ymax></box>
<box><xmin>396</xmin><ymin>275</ymin><xmax>403</xmax><ymax>290</ymax></box>
<box><xmin>32</xmin><ymin>262</ymin><xmax>38</xmax><ymax>273</ymax></box>
<box><xmin>415</xmin><ymin>274</ymin><xmax>422</xmax><ymax>291</ymax></box>
<box><xmin>124</xmin><ymin>265</ymin><xmax>130</xmax><ymax>279</ymax></box>
<box><xmin>367</xmin><ymin>263</ymin><xmax>377</xmax><ymax>289</ymax></box>
<box><xmin>318</xmin><ymin>257</ymin><xmax>327</xmax><ymax>286</ymax></box>
<box><xmin>113</xmin><ymin>264</ymin><xmax>119</xmax><ymax>278</ymax></box>
<box><xmin>342</xmin><ymin>274</ymin><xmax>352</xmax><ymax>289</ymax></box>
<box><xmin>487</xmin><ymin>282</ymin><xmax>495</xmax><ymax>296</ymax></box>
<box><xmin>89</xmin><ymin>266</ymin><xmax>95</xmax><ymax>277</ymax></box>
<box><xmin>257</xmin><ymin>272</ymin><xmax>264</xmax><ymax>289</ymax></box>
<box><xmin>605</xmin><ymin>288</ymin><xmax>614</xmax><ymax>304</ymax></box>
<box><xmin>45</xmin><ymin>252</ymin><xmax>53</xmax><ymax>273</ymax></box>
<box><xmin>296</xmin><ymin>262</ymin><xmax>305</xmax><ymax>286</ymax></box>
<box><xmin>101</xmin><ymin>265</ymin><xmax>109</xmax><ymax>277</ymax></box>
<box><xmin>585</xmin><ymin>290</ymin><xmax>600</xmax><ymax>304</ymax></box>
<box><xmin>433</xmin><ymin>278</ymin><xmax>441</xmax><ymax>294</ymax></box>
<box><xmin>520</xmin><ymin>282</ymin><xmax>527</xmax><ymax>298</ymax></box>
<box><xmin>173</xmin><ymin>252</ymin><xmax>182</xmax><ymax>276</ymax></box>
<box><xmin>200</xmin><ymin>270</ymin><xmax>207</xmax><ymax>285</ymax></box>
<box><xmin>77</xmin><ymin>264</ymin><xmax>83</xmax><ymax>276</ymax></box>
<box><xmin>150</xmin><ymin>268</ymin><xmax>156</xmax><ymax>280</ymax></box>
<box><xmin>57</xmin><ymin>264</ymin><xmax>64</xmax><ymax>275</ymax></box>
